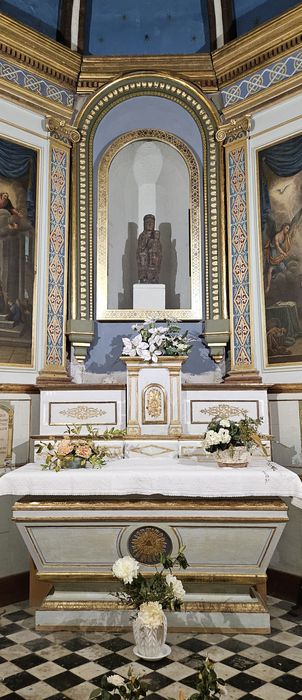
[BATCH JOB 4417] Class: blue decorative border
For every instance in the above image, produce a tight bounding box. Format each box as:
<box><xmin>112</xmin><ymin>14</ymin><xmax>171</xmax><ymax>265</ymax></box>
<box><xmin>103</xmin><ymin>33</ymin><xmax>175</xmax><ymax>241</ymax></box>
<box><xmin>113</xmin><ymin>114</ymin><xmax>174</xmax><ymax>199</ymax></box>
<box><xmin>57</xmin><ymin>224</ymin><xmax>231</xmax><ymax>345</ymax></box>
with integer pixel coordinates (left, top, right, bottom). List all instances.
<box><xmin>222</xmin><ymin>48</ymin><xmax>302</xmax><ymax>107</ymax></box>
<box><xmin>46</xmin><ymin>146</ymin><xmax>68</xmax><ymax>366</ymax></box>
<box><xmin>228</xmin><ymin>144</ymin><xmax>253</xmax><ymax>367</ymax></box>
<box><xmin>0</xmin><ymin>56</ymin><xmax>74</xmax><ymax>108</ymax></box>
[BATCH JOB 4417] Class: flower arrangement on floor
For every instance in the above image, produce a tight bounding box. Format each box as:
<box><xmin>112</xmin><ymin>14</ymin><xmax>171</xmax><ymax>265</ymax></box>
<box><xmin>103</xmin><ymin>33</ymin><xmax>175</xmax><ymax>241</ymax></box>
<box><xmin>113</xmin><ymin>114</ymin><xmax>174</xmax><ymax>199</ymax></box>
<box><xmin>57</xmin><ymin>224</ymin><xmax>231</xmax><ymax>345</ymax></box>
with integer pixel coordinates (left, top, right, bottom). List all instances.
<box><xmin>89</xmin><ymin>660</ymin><xmax>227</xmax><ymax>700</ymax></box>
<box><xmin>112</xmin><ymin>548</ymin><xmax>188</xmax><ymax>659</ymax></box>
<box><xmin>122</xmin><ymin>320</ymin><xmax>192</xmax><ymax>362</ymax></box>
<box><xmin>90</xmin><ymin>667</ymin><xmax>148</xmax><ymax>700</ymax></box>
<box><xmin>202</xmin><ymin>415</ymin><xmax>269</xmax><ymax>459</ymax></box>
<box><xmin>190</xmin><ymin>658</ymin><xmax>227</xmax><ymax>699</ymax></box>
<box><xmin>36</xmin><ymin>424</ymin><xmax>108</xmax><ymax>471</ymax></box>
<box><xmin>112</xmin><ymin>548</ymin><xmax>188</xmax><ymax>614</ymax></box>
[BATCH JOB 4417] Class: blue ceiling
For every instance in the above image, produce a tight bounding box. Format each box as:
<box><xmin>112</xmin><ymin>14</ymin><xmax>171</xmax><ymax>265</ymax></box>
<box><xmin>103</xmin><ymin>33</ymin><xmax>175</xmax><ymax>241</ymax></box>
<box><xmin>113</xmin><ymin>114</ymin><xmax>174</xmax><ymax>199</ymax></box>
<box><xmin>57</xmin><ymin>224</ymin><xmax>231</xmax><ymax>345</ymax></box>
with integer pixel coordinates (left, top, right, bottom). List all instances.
<box><xmin>0</xmin><ymin>0</ymin><xmax>301</xmax><ymax>53</ymax></box>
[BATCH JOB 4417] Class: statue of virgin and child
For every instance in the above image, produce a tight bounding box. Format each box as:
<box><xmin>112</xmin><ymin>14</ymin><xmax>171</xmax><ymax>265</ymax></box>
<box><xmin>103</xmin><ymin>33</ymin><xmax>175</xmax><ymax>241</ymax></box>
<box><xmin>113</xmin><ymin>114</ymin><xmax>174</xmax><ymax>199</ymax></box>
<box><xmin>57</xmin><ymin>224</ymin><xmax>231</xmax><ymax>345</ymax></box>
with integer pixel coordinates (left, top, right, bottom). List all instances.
<box><xmin>136</xmin><ymin>214</ymin><xmax>162</xmax><ymax>284</ymax></box>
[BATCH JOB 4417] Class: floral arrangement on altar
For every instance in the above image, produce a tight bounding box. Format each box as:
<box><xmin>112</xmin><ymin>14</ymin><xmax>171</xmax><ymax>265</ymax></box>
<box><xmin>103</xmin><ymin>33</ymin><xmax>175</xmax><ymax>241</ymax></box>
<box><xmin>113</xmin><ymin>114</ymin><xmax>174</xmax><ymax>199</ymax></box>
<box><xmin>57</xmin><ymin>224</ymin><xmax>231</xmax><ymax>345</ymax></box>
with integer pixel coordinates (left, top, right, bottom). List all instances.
<box><xmin>112</xmin><ymin>547</ymin><xmax>188</xmax><ymax>620</ymax></box>
<box><xmin>202</xmin><ymin>415</ymin><xmax>269</xmax><ymax>457</ymax></box>
<box><xmin>122</xmin><ymin>320</ymin><xmax>192</xmax><ymax>362</ymax></box>
<box><xmin>36</xmin><ymin>424</ymin><xmax>108</xmax><ymax>471</ymax></box>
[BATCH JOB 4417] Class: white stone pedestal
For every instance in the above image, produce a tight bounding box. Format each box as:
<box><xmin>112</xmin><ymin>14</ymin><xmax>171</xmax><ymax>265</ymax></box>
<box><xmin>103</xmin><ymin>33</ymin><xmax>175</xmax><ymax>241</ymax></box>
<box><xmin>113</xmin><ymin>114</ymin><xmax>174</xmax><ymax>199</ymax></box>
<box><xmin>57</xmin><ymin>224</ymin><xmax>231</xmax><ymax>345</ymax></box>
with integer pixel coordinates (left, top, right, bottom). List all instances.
<box><xmin>122</xmin><ymin>356</ymin><xmax>186</xmax><ymax>436</ymax></box>
<box><xmin>133</xmin><ymin>283</ymin><xmax>165</xmax><ymax>309</ymax></box>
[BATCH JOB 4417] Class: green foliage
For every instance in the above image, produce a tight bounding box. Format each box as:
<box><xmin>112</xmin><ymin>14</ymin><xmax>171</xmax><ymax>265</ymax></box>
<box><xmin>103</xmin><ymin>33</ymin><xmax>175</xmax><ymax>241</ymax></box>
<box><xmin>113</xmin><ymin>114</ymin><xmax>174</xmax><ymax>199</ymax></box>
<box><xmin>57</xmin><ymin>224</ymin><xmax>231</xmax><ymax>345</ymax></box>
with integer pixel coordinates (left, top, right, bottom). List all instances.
<box><xmin>115</xmin><ymin>547</ymin><xmax>188</xmax><ymax>612</ymax></box>
<box><xmin>102</xmin><ymin>428</ymin><xmax>127</xmax><ymax>440</ymax></box>
<box><xmin>186</xmin><ymin>658</ymin><xmax>225</xmax><ymax>700</ymax></box>
<box><xmin>89</xmin><ymin>668</ymin><xmax>148</xmax><ymax>700</ymax></box>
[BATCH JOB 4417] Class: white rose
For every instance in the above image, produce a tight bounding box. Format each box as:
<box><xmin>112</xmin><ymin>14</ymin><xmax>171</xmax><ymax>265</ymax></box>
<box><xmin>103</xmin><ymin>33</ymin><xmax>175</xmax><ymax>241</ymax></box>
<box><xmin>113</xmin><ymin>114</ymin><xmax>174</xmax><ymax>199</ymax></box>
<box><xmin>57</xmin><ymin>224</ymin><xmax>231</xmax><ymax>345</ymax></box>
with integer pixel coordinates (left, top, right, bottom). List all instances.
<box><xmin>107</xmin><ymin>675</ymin><xmax>125</xmax><ymax>687</ymax></box>
<box><xmin>112</xmin><ymin>556</ymin><xmax>139</xmax><ymax>584</ymax></box>
<box><xmin>204</xmin><ymin>430</ymin><xmax>221</xmax><ymax>447</ymax></box>
<box><xmin>217</xmin><ymin>428</ymin><xmax>231</xmax><ymax>444</ymax></box>
<box><xmin>165</xmin><ymin>574</ymin><xmax>185</xmax><ymax>601</ymax></box>
<box><xmin>137</xmin><ymin>601</ymin><xmax>165</xmax><ymax>628</ymax></box>
<box><xmin>220</xmin><ymin>419</ymin><xmax>230</xmax><ymax>428</ymax></box>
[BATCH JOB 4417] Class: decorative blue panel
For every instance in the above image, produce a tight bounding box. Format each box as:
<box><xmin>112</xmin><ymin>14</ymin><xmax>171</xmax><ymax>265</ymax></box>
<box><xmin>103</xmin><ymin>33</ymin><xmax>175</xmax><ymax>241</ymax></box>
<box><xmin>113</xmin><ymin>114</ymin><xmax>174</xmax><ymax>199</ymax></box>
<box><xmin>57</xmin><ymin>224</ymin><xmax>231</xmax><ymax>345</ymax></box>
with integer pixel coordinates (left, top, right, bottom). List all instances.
<box><xmin>233</xmin><ymin>0</ymin><xmax>300</xmax><ymax>37</ymax></box>
<box><xmin>85</xmin><ymin>0</ymin><xmax>210</xmax><ymax>55</ymax></box>
<box><xmin>1</xmin><ymin>0</ymin><xmax>61</xmax><ymax>39</ymax></box>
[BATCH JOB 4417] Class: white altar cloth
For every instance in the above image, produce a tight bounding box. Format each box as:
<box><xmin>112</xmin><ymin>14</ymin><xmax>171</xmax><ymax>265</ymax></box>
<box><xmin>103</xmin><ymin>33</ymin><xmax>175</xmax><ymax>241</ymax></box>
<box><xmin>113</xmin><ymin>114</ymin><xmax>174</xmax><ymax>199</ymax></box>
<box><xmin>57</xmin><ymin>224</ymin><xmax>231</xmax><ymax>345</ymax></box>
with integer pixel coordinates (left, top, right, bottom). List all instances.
<box><xmin>1</xmin><ymin>458</ymin><xmax>302</xmax><ymax>506</ymax></box>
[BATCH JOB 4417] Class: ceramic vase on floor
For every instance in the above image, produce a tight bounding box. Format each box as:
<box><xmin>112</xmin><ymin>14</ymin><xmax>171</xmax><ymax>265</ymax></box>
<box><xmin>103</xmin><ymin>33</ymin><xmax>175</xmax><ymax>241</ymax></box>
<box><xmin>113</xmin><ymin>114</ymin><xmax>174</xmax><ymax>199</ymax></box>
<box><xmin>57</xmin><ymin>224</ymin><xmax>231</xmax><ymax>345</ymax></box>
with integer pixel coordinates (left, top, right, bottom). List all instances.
<box><xmin>132</xmin><ymin>614</ymin><xmax>170</xmax><ymax>659</ymax></box>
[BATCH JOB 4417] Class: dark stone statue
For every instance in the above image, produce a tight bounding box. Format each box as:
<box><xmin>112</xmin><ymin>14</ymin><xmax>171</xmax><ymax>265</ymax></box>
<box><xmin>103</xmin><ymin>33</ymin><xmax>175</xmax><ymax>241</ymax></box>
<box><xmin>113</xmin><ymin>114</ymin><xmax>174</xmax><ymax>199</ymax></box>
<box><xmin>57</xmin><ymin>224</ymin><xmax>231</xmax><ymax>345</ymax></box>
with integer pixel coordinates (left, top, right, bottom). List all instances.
<box><xmin>137</xmin><ymin>215</ymin><xmax>162</xmax><ymax>284</ymax></box>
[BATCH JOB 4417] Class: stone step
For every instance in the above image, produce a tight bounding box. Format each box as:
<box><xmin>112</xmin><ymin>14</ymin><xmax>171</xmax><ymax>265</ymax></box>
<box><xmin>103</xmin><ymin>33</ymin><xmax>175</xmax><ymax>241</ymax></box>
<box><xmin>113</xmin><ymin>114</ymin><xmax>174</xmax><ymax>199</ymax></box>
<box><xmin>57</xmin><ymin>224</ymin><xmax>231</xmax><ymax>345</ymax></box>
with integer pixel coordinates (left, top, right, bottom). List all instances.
<box><xmin>0</xmin><ymin>324</ymin><xmax>24</xmax><ymax>337</ymax></box>
<box><xmin>0</xmin><ymin>320</ymin><xmax>14</xmax><ymax>329</ymax></box>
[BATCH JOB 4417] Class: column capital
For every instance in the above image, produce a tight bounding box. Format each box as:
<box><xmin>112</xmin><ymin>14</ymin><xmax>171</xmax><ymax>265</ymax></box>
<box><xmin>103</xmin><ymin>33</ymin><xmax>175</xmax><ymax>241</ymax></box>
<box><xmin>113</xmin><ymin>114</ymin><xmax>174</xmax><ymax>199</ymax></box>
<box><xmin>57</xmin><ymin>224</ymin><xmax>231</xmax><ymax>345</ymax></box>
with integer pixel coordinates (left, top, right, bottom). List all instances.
<box><xmin>216</xmin><ymin>115</ymin><xmax>251</xmax><ymax>144</ymax></box>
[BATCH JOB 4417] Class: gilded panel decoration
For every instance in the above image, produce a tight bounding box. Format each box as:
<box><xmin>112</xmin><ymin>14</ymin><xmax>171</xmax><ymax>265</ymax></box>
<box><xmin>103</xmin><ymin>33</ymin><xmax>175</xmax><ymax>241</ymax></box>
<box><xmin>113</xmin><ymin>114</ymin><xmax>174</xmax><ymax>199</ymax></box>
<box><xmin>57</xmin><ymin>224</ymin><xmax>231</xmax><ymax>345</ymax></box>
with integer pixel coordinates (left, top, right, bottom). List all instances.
<box><xmin>221</xmin><ymin>48</ymin><xmax>302</xmax><ymax>109</ymax></box>
<box><xmin>46</xmin><ymin>144</ymin><xmax>68</xmax><ymax>367</ymax></box>
<box><xmin>258</xmin><ymin>133</ymin><xmax>302</xmax><ymax>366</ymax></box>
<box><xmin>0</xmin><ymin>57</ymin><xmax>74</xmax><ymax>109</ymax></box>
<box><xmin>128</xmin><ymin>526</ymin><xmax>172</xmax><ymax>565</ymax></box>
<box><xmin>226</xmin><ymin>142</ymin><xmax>253</xmax><ymax>368</ymax></box>
<box><xmin>142</xmin><ymin>384</ymin><xmax>167</xmax><ymax>425</ymax></box>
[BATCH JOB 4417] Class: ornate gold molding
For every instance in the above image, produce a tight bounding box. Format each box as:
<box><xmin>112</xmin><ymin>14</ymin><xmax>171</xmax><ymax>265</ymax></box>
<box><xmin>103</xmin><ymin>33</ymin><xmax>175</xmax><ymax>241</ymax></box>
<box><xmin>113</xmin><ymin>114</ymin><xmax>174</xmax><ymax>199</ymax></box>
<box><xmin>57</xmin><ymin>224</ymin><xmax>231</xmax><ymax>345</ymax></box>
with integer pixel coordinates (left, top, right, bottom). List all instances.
<box><xmin>0</xmin><ymin>13</ymin><xmax>79</xmax><ymax>89</ymax></box>
<box><xmin>0</xmin><ymin>13</ymin><xmax>79</xmax><ymax>117</ymax></box>
<box><xmin>212</xmin><ymin>5</ymin><xmax>302</xmax><ymax>88</ymax></box>
<box><xmin>46</xmin><ymin>117</ymin><xmax>81</xmax><ymax>145</ymax></box>
<box><xmin>216</xmin><ymin>115</ymin><xmax>251</xmax><ymax>144</ymax></box>
<box><xmin>78</xmin><ymin>55</ymin><xmax>217</xmax><ymax>93</ymax></box>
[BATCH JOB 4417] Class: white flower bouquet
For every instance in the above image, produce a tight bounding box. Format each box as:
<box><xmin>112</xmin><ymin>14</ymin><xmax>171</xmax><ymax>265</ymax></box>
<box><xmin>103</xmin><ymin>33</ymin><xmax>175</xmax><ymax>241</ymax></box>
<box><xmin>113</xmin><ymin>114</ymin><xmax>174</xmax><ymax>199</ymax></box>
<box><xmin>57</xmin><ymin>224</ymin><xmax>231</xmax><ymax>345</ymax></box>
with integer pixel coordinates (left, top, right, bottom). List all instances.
<box><xmin>89</xmin><ymin>667</ymin><xmax>148</xmax><ymax>700</ymax></box>
<box><xmin>202</xmin><ymin>415</ymin><xmax>268</xmax><ymax>456</ymax></box>
<box><xmin>36</xmin><ymin>424</ymin><xmax>108</xmax><ymax>471</ymax></box>
<box><xmin>112</xmin><ymin>548</ymin><xmax>188</xmax><ymax>618</ymax></box>
<box><xmin>122</xmin><ymin>320</ymin><xmax>192</xmax><ymax>363</ymax></box>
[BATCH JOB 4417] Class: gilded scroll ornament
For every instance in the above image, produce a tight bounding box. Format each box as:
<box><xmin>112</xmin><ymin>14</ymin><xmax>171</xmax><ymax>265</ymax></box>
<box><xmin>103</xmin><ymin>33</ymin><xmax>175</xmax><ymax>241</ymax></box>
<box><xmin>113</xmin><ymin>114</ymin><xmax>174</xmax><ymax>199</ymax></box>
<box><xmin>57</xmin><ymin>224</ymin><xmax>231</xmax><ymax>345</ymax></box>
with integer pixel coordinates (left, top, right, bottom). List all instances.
<box><xmin>216</xmin><ymin>116</ymin><xmax>251</xmax><ymax>144</ymax></box>
<box><xmin>59</xmin><ymin>406</ymin><xmax>106</xmax><ymax>420</ymax></box>
<box><xmin>146</xmin><ymin>389</ymin><xmax>162</xmax><ymax>418</ymax></box>
<box><xmin>199</xmin><ymin>404</ymin><xmax>248</xmax><ymax>419</ymax></box>
<box><xmin>46</xmin><ymin>117</ymin><xmax>80</xmax><ymax>145</ymax></box>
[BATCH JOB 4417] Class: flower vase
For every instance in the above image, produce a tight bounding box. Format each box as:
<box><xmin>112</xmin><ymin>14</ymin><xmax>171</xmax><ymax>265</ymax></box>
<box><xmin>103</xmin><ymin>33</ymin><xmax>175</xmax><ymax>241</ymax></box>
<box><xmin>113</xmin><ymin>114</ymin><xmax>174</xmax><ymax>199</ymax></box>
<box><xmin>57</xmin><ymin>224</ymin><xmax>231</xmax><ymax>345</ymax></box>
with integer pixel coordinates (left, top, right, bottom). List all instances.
<box><xmin>132</xmin><ymin>614</ymin><xmax>170</xmax><ymax>659</ymax></box>
<box><xmin>63</xmin><ymin>457</ymin><xmax>85</xmax><ymax>469</ymax></box>
<box><xmin>216</xmin><ymin>446</ymin><xmax>250</xmax><ymax>468</ymax></box>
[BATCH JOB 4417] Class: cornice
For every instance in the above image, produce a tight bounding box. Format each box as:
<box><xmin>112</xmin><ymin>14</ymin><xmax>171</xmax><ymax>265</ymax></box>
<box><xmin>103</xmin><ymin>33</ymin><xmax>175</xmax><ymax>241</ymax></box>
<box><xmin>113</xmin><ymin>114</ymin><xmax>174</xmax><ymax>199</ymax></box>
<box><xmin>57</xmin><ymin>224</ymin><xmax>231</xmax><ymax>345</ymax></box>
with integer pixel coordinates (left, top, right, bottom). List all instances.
<box><xmin>212</xmin><ymin>5</ymin><xmax>302</xmax><ymax>88</ymax></box>
<box><xmin>0</xmin><ymin>13</ymin><xmax>81</xmax><ymax>90</ymax></box>
<box><xmin>77</xmin><ymin>55</ymin><xmax>217</xmax><ymax>93</ymax></box>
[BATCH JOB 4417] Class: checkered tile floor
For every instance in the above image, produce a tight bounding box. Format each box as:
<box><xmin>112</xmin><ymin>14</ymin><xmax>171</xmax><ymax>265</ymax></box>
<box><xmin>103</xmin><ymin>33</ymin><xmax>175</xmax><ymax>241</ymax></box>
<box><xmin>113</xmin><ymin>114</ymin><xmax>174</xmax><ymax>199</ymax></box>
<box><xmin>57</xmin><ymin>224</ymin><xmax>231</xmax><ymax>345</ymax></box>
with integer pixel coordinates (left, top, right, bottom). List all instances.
<box><xmin>0</xmin><ymin>598</ymin><xmax>301</xmax><ymax>699</ymax></box>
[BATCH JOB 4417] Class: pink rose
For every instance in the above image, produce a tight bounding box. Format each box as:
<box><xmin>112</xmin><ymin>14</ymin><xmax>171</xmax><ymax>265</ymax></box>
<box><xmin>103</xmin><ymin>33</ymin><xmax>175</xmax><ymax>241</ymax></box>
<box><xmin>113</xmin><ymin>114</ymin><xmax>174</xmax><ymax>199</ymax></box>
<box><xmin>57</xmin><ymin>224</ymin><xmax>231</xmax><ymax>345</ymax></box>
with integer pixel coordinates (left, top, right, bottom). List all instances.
<box><xmin>56</xmin><ymin>440</ymin><xmax>73</xmax><ymax>457</ymax></box>
<box><xmin>75</xmin><ymin>444</ymin><xmax>92</xmax><ymax>459</ymax></box>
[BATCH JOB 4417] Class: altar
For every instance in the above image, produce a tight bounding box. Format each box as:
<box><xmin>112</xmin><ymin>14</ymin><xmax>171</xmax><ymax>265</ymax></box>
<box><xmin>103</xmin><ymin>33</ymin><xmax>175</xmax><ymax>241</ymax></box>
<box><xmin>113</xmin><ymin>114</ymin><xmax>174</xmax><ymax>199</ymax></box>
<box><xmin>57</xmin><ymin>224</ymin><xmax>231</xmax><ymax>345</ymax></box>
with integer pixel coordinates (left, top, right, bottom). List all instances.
<box><xmin>1</xmin><ymin>455</ymin><xmax>302</xmax><ymax>633</ymax></box>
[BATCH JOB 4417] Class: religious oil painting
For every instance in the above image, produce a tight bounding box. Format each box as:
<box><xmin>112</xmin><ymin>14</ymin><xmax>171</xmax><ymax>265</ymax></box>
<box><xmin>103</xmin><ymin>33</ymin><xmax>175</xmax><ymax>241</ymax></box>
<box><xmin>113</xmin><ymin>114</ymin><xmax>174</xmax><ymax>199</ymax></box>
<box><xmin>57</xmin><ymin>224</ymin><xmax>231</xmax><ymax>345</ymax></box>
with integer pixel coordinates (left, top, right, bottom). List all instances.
<box><xmin>258</xmin><ymin>133</ymin><xmax>302</xmax><ymax>365</ymax></box>
<box><xmin>0</xmin><ymin>136</ymin><xmax>38</xmax><ymax>366</ymax></box>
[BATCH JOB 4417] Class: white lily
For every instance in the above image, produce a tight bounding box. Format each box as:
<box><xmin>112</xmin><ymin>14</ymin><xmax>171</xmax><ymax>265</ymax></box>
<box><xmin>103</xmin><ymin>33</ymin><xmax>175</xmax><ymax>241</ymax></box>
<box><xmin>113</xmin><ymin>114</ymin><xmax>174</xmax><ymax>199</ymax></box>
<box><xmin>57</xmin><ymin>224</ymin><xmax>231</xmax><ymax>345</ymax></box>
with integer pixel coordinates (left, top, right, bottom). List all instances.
<box><xmin>122</xmin><ymin>338</ymin><xmax>136</xmax><ymax>356</ymax></box>
<box><xmin>151</xmin><ymin>349</ymin><xmax>162</xmax><ymax>362</ymax></box>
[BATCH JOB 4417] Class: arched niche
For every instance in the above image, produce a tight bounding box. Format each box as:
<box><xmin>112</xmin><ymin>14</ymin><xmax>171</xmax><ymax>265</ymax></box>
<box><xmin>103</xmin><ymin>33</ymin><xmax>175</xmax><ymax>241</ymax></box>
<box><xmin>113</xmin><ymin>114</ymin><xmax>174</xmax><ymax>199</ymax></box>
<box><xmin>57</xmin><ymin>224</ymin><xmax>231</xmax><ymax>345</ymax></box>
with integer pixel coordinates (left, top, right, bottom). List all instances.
<box><xmin>97</xmin><ymin>129</ymin><xmax>201</xmax><ymax>319</ymax></box>
<box><xmin>68</xmin><ymin>73</ymin><xmax>229</xmax><ymax>361</ymax></box>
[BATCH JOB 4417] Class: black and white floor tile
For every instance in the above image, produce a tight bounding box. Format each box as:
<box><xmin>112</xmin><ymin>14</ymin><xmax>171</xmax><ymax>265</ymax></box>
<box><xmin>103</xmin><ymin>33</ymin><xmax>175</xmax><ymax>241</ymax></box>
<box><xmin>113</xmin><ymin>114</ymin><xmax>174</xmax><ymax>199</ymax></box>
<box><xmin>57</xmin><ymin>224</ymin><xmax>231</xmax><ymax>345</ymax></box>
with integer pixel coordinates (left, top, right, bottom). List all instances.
<box><xmin>0</xmin><ymin>598</ymin><xmax>301</xmax><ymax>699</ymax></box>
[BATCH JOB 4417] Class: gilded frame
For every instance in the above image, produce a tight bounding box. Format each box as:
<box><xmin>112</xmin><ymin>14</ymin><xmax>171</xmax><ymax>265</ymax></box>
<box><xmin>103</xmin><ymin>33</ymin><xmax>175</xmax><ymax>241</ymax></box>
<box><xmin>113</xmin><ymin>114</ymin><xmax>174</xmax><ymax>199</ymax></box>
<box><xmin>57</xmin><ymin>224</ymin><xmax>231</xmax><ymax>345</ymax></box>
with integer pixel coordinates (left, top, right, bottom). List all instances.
<box><xmin>0</xmin><ymin>132</ymin><xmax>40</xmax><ymax>368</ymax></box>
<box><xmin>97</xmin><ymin>129</ymin><xmax>202</xmax><ymax>320</ymax></box>
<box><xmin>72</xmin><ymin>72</ymin><xmax>227</xmax><ymax>326</ymax></box>
<box><xmin>256</xmin><ymin>131</ymin><xmax>302</xmax><ymax>368</ymax></box>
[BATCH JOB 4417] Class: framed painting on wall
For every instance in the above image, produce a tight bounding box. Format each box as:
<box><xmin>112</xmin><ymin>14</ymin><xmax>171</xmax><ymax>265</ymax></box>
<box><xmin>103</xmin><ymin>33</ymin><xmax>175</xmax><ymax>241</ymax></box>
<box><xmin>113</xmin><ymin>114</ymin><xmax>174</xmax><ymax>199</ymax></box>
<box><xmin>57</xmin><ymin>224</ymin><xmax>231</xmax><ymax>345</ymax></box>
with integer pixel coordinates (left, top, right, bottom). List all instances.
<box><xmin>0</xmin><ymin>135</ymin><xmax>38</xmax><ymax>367</ymax></box>
<box><xmin>258</xmin><ymin>133</ymin><xmax>302</xmax><ymax>366</ymax></box>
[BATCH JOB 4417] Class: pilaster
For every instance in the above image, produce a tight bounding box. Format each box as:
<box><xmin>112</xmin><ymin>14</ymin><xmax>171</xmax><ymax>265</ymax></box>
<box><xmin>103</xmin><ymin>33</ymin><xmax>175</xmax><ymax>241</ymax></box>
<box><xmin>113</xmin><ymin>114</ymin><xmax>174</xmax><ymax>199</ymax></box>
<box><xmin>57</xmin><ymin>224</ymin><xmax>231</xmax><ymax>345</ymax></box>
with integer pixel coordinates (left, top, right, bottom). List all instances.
<box><xmin>217</xmin><ymin>116</ymin><xmax>261</xmax><ymax>383</ymax></box>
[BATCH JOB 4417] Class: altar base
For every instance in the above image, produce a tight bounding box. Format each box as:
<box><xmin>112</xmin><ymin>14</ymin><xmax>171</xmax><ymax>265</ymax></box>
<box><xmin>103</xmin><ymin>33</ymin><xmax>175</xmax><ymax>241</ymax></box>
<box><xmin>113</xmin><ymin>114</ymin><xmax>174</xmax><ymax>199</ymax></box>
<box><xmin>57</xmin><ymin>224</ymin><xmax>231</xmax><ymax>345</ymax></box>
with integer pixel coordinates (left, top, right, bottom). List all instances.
<box><xmin>133</xmin><ymin>283</ymin><xmax>165</xmax><ymax>309</ymax></box>
<box><xmin>13</xmin><ymin>495</ymin><xmax>287</xmax><ymax>633</ymax></box>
